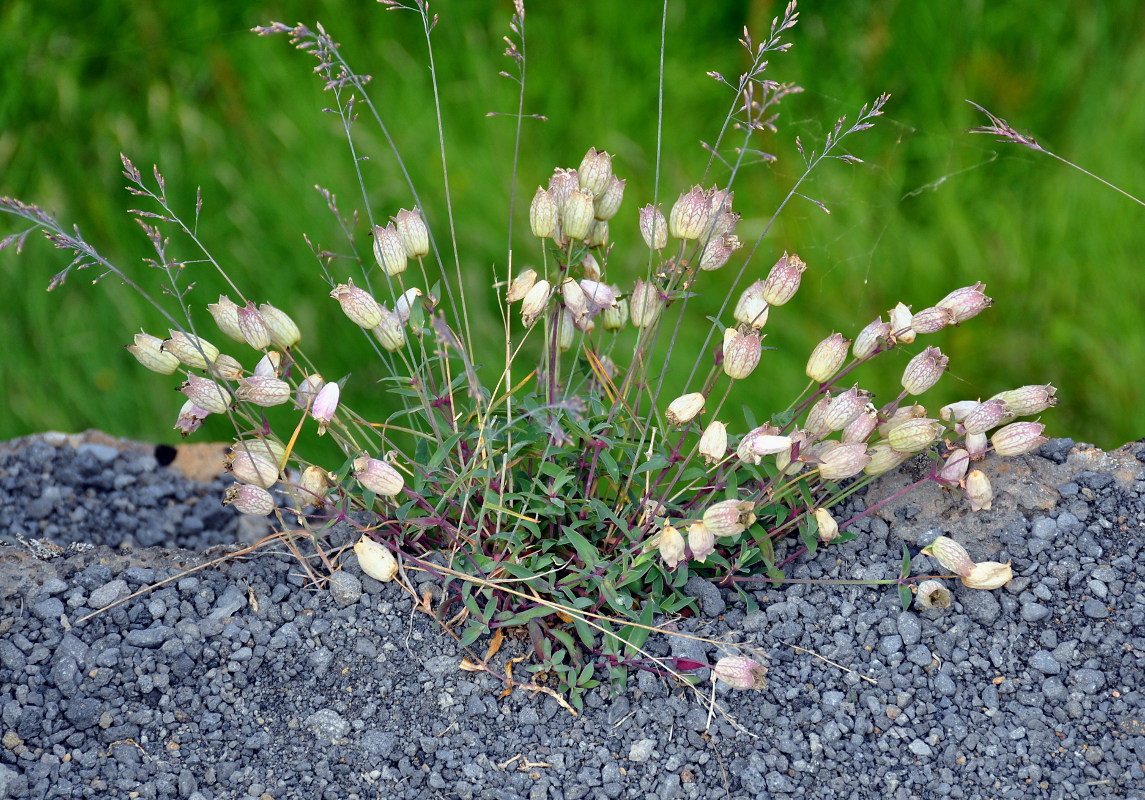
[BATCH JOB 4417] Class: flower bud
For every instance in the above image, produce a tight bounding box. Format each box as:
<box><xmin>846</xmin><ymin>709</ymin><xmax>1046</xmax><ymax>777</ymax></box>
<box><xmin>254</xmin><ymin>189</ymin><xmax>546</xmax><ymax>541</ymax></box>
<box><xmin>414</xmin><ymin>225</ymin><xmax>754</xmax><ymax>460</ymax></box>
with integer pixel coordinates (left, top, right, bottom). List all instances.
<box><xmin>560</xmin><ymin>278</ymin><xmax>589</xmax><ymax>324</ymax></box>
<box><xmin>990</xmin><ymin>384</ymin><xmax>1058</xmax><ymax>416</ymax></box>
<box><xmin>595</xmin><ymin>175</ymin><xmax>625</xmax><ymax>221</ymax></box>
<box><xmin>702</xmin><ymin>500</ymin><xmax>756</xmax><ymax>538</ymax></box>
<box><xmin>562</xmin><ymin>188</ymin><xmax>596</xmax><ymax>241</ymax></box>
<box><xmin>236</xmin><ymin>376</ymin><xmax>291</xmax><ymax>407</ymax></box>
<box><xmin>577</xmin><ymin>147</ymin><xmax>613</xmax><ymax>196</ymax></box>
<box><xmin>372</xmin><ymin>222</ymin><xmax>408</xmax><ymax>276</ymax></box>
<box><xmin>842</xmin><ymin>407</ymin><xmax>879</xmax><ymax>444</ymax></box>
<box><xmin>888</xmin><ymin>302</ymin><xmax>915</xmax><ymax>344</ymax></box>
<box><xmin>238</xmin><ymin>303</ymin><xmax>272</xmax><ymax>350</ymax></box>
<box><xmin>207</xmin><ymin>296</ymin><xmax>245</xmax><ymax>343</ymax></box>
<box><xmin>371</xmin><ymin>307</ymin><xmax>406</xmax><ymax>352</ymax></box>
<box><xmin>823</xmin><ymin>386</ymin><xmax>869</xmax><ymax>432</ymax></box>
<box><xmin>965</xmin><ymin>468</ymin><xmax>993</xmax><ymax>511</ymax></box>
<box><xmin>656</xmin><ymin>524</ymin><xmax>686</xmax><ymax>568</ymax></box>
<box><xmin>734</xmin><ymin>281</ymin><xmax>769</xmax><ymax>329</ymax></box>
<box><xmin>226</xmin><ymin>448</ymin><xmax>279</xmax><ymax>489</ymax></box>
<box><xmin>688</xmin><ymin>522</ymin><xmax>716</xmax><ymax>563</ymax></box>
<box><xmin>331</xmin><ymin>280</ymin><xmax>383</xmax><ymax>329</ymax></box>
<box><xmin>579</xmin><ymin>279</ymin><xmax>617</xmax><ymax>313</ymax></box>
<box><xmin>629</xmin><ymin>279</ymin><xmax>664</xmax><ymax>329</ymax></box>
<box><xmin>638</xmin><ymin>204</ymin><xmax>668</xmax><ymax>250</ymax></box>
<box><xmin>961</xmin><ymin>399</ymin><xmax>1008</xmax><ymax>435</ymax></box>
<box><xmin>863</xmin><ymin>442</ymin><xmax>912</xmax><ymax>476</ymax></box>
<box><xmin>806</xmin><ymin>333</ymin><xmax>850</xmax><ymax>383</ymax></box>
<box><xmin>817</xmin><ymin>443</ymin><xmax>871</xmax><ymax>480</ymax></box>
<box><xmin>722</xmin><ymin>328</ymin><xmax>762</xmax><ymax>380</ymax></box>
<box><xmin>298</xmin><ymin>465</ymin><xmax>335</xmax><ymax>506</ymax></box>
<box><xmin>921</xmin><ymin>536</ymin><xmax>974</xmax><ymax>578</ymax></box>
<box><xmin>814</xmin><ymin>507</ymin><xmax>839</xmax><ymax>542</ymax></box>
<box><xmin>395</xmin><ymin>287</ymin><xmax>425</xmax><ymax>324</ymax></box>
<box><xmin>991</xmin><ymin>422</ymin><xmax>1047</xmax><ymax>456</ymax></box>
<box><xmin>888</xmin><ymin>418</ymin><xmax>943</xmax><ymax>453</ymax></box>
<box><xmin>530</xmin><ymin>187</ymin><xmax>558</xmax><ymax>239</ymax></box>
<box><xmin>556</xmin><ymin>307</ymin><xmax>575</xmax><ymax>351</ymax></box>
<box><xmin>668</xmin><ymin>186</ymin><xmax>711</xmax><ymax>240</ymax></box>
<box><xmin>964</xmin><ymin>431</ymin><xmax>988</xmax><ymax>460</ymax></box>
<box><xmin>909</xmin><ymin>305</ymin><xmax>957</xmax><ymax>335</ymax></box>
<box><xmin>937</xmin><ymin>448</ymin><xmax>970</xmax><ymax>485</ymax></box>
<box><xmin>253</xmin><ymin>351</ymin><xmax>281</xmax><ymax>379</ymax></box>
<box><xmin>521</xmin><ymin>279</ymin><xmax>552</xmax><ymax>327</ymax></box>
<box><xmin>393</xmin><ymin>208</ymin><xmax>429</xmax><ymax>258</ymax></box>
<box><xmin>939</xmin><ymin>400</ymin><xmax>980</xmax><ymax>423</ymax></box>
<box><xmin>353</xmin><ymin>456</ymin><xmax>405</xmax><ymax>497</ymax></box>
<box><xmin>601</xmin><ymin>294</ymin><xmax>628</xmax><ymax>331</ymax></box>
<box><xmin>258</xmin><ymin>303</ymin><xmax>301</xmax><ymax>349</ymax></box>
<box><xmin>666</xmin><ymin>392</ymin><xmax>705</xmax><ymax>426</ymax></box>
<box><xmin>163</xmin><ymin>330</ymin><xmax>220</xmax><ymax>370</ymax></box>
<box><xmin>127</xmin><ymin>332</ymin><xmax>181</xmax><ymax>374</ymax></box>
<box><xmin>761</xmin><ymin>253</ymin><xmax>806</xmax><ymax>306</ymax></box>
<box><xmin>915</xmin><ymin>579</ymin><xmax>951</xmax><ymax>610</ymax></box>
<box><xmin>853</xmin><ymin>317</ymin><xmax>892</xmax><ymax>359</ymax></box>
<box><xmin>354</xmin><ymin>535</ymin><xmax>398</xmax><ymax>582</ymax></box>
<box><xmin>295</xmin><ymin>373</ymin><xmax>324</xmax><ymax>410</ymax></box>
<box><xmin>223</xmin><ymin>483</ymin><xmax>275</xmax><ymax>516</ymax></box>
<box><xmin>962</xmin><ymin>560</ymin><xmax>1012</xmax><ymax>590</ymax></box>
<box><xmin>179</xmin><ymin>375</ymin><xmax>231</xmax><ymax>415</ymax></box>
<box><xmin>937</xmin><ymin>282</ymin><xmax>993</xmax><ymax>323</ymax></box>
<box><xmin>901</xmin><ymin>346</ymin><xmax>949</xmax><ymax>395</ymax></box>
<box><xmin>736</xmin><ymin>429</ymin><xmax>792</xmax><ymax>465</ymax></box>
<box><xmin>699</xmin><ymin>234</ymin><xmax>742</xmax><ymax>272</ymax></box>
<box><xmin>698</xmin><ymin>420</ymin><xmax>728</xmax><ymax>465</ymax></box>
<box><xmin>713</xmin><ymin>656</ymin><xmax>767</xmax><ymax>690</ymax></box>
<box><xmin>313</xmin><ymin>381</ymin><xmax>340</xmax><ymax>435</ymax></box>
<box><xmin>173</xmin><ymin>400</ymin><xmax>209</xmax><ymax>437</ymax></box>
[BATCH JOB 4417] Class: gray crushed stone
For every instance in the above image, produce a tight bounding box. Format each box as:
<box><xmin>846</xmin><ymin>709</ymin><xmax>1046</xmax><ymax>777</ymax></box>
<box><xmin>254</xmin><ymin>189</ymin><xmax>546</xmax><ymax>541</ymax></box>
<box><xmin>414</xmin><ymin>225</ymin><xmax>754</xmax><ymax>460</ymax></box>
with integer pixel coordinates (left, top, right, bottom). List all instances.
<box><xmin>0</xmin><ymin>433</ymin><xmax>1143</xmax><ymax>799</ymax></box>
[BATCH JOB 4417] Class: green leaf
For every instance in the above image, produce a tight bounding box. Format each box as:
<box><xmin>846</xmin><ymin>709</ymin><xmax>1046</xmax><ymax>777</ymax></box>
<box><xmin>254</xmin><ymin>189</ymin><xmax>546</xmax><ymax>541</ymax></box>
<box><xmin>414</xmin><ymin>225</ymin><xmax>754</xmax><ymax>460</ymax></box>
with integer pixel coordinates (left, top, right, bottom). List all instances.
<box><xmin>458</xmin><ymin>622</ymin><xmax>484</xmax><ymax>647</ymax></box>
<box><xmin>800</xmin><ymin>515</ymin><xmax>819</xmax><ymax>557</ymax></box>
<box><xmin>621</xmin><ymin>602</ymin><xmax>656</xmax><ymax>656</ymax></box>
<box><xmin>767</xmin><ymin>564</ymin><xmax>786</xmax><ymax>588</ymax></box>
<box><xmin>898</xmin><ymin>584</ymin><xmax>913</xmax><ymax>613</ymax></box>
<box><xmin>495</xmin><ymin>605</ymin><xmax>553</xmax><ymax>627</ymax></box>
<box><xmin>634</xmin><ymin>455</ymin><xmax>671</xmax><ymax>474</ymax></box>
<box><xmin>598</xmin><ymin>449</ymin><xmax>620</xmax><ymax>481</ymax></box>
<box><xmin>562</xmin><ymin>525</ymin><xmax>600</xmax><ymax>570</ymax></box>
<box><xmin>900</xmin><ymin>543</ymin><xmax>912</xmax><ymax>579</ymax></box>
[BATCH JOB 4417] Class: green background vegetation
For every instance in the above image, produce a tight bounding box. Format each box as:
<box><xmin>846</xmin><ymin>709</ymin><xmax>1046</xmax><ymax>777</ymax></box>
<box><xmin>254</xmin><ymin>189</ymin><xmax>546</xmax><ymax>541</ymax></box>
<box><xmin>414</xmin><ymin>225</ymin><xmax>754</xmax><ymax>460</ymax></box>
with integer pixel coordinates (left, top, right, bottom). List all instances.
<box><xmin>2</xmin><ymin>0</ymin><xmax>1143</xmax><ymax>451</ymax></box>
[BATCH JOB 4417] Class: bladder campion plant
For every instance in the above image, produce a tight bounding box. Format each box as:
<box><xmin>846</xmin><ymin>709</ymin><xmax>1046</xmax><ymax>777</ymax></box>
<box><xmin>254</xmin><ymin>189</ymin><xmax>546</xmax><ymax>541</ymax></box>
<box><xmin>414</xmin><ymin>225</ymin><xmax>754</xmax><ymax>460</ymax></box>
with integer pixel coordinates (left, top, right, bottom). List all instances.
<box><xmin>0</xmin><ymin>1</ymin><xmax>1057</xmax><ymax>710</ymax></box>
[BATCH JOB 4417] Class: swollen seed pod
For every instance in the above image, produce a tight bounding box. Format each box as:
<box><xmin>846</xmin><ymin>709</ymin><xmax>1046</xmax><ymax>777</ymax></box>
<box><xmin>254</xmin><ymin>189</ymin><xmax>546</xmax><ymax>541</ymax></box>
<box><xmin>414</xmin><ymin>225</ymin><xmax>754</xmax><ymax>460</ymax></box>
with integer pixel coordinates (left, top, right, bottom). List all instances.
<box><xmin>816</xmin><ymin>443</ymin><xmax>871</xmax><ymax>481</ymax></box>
<box><xmin>595</xmin><ymin>175</ymin><xmax>625</xmax><ymax>221</ymax></box>
<box><xmin>353</xmin><ymin>457</ymin><xmax>405</xmax><ymax>497</ymax></box>
<box><xmin>937</xmin><ymin>448</ymin><xmax>971</xmax><ymax>485</ymax></box>
<box><xmin>921</xmin><ymin>536</ymin><xmax>974</xmax><ymax>578</ymax></box>
<box><xmin>989</xmin><ymin>384</ymin><xmax>1058</xmax><ymax>416</ymax></box>
<box><xmin>556</xmin><ymin>307</ymin><xmax>575</xmax><ymax>352</ymax></box>
<box><xmin>901</xmin><ymin>346</ymin><xmax>949</xmax><ymax>395</ymax></box>
<box><xmin>668</xmin><ymin>186</ymin><xmax>711</xmax><ymax>240</ymax></box>
<box><xmin>736</xmin><ymin>430</ymin><xmax>792</xmax><ymax>465</ymax></box>
<box><xmin>235</xmin><ymin>376</ymin><xmax>291</xmax><ymax>407</ymax></box>
<box><xmin>577</xmin><ymin>147</ymin><xmax>613</xmax><ymax>196</ymax></box>
<box><xmin>665</xmin><ymin>392</ymin><xmax>705</xmax><ymax>427</ymax></box>
<box><xmin>601</xmin><ymin>294</ymin><xmax>628</xmax><ymax>331</ymax></box>
<box><xmin>238</xmin><ymin>303</ymin><xmax>272</xmax><ymax>351</ymax></box>
<box><xmin>863</xmin><ymin>442</ymin><xmax>912</xmax><ymax>476</ymax></box>
<box><xmin>331</xmin><ymin>280</ymin><xmax>383</xmax><ymax>329</ymax></box>
<box><xmin>823</xmin><ymin>386</ymin><xmax>868</xmax><ymax>432</ymax></box>
<box><xmin>585</xmin><ymin>220</ymin><xmax>609</xmax><ymax>248</ymax></box>
<box><xmin>506</xmin><ymin>269</ymin><xmax>537</xmax><ymax>303</ymax></box>
<box><xmin>965</xmin><ymin>469</ymin><xmax>993</xmax><ymax>511</ymax></box>
<box><xmin>806</xmin><ymin>333</ymin><xmax>850</xmax><ymax>383</ymax></box>
<box><xmin>698</xmin><ymin>420</ymin><xmax>728</xmax><ymax>465</ymax></box>
<box><xmin>688</xmin><ymin>522</ymin><xmax>716</xmax><ymax>563</ymax></box>
<box><xmin>734</xmin><ymin>281</ymin><xmax>770</xmax><ymax>329</ymax></box>
<box><xmin>354</xmin><ymin>536</ymin><xmax>398</xmax><ymax>582</ymax></box>
<box><xmin>703</xmin><ymin>500</ymin><xmax>756</xmax><ymax>538</ymax></box>
<box><xmin>961</xmin><ymin>399</ymin><xmax>1008</xmax><ymax>436</ymax></box>
<box><xmin>698</xmin><ymin>234</ymin><xmax>742</xmax><ymax>272</ymax></box>
<box><xmin>393</xmin><ymin>208</ymin><xmax>429</xmax><ymax>258</ymax></box>
<box><xmin>173</xmin><ymin>400</ymin><xmax>209</xmax><ymax>438</ymax></box>
<box><xmin>853</xmin><ymin>317</ymin><xmax>892</xmax><ymax>359</ymax></box>
<box><xmin>560</xmin><ymin>278</ymin><xmax>589</xmax><ymax>325</ymax></box>
<box><xmin>909</xmin><ymin>305</ymin><xmax>957</xmax><ymax>335</ymax></box>
<box><xmin>712</xmin><ymin>656</ymin><xmax>767</xmax><ymax>691</ymax></box>
<box><xmin>126</xmin><ymin>332</ymin><xmax>180</xmax><ymax>375</ymax></box>
<box><xmin>179</xmin><ymin>375</ymin><xmax>231</xmax><ymax>415</ymax></box>
<box><xmin>226</xmin><ymin>449</ymin><xmax>279</xmax><ymax>489</ymax></box>
<box><xmin>207</xmin><ymin>296</ymin><xmax>246</xmax><ymax>343</ymax></box>
<box><xmin>372</xmin><ymin>223</ymin><xmax>408</xmax><ymax>277</ymax></box>
<box><xmin>579</xmin><ymin>279</ymin><xmax>617</xmax><ymax>313</ymax></box>
<box><xmin>916</xmin><ymin>579</ymin><xmax>952</xmax><ymax>610</ymax></box>
<box><xmin>163</xmin><ymin>330</ymin><xmax>220</xmax><ymax>370</ymax></box>
<box><xmin>294</xmin><ymin>373</ymin><xmax>324</xmax><ymax>410</ymax></box>
<box><xmin>656</xmin><ymin>524</ymin><xmax>686</xmax><ymax>569</ymax></box>
<box><xmin>761</xmin><ymin>252</ymin><xmax>806</xmax><ymax>306</ymax></box>
<box><xmin>258</xmin><ymin>303</ymin><xmax>302</xmax><ymax>349</ymax></box>
<box><xmin>888</xmin><ymin>302</ymin><xmax>915</xmax><ymax>344</ymax></box>
<box><xmin>965</xmin><ymin>431</ymin><xmax>988</xmax><ymax>460</ymax></box>
<box><xmin>253</xmin><ymin>351</ymin><xmax>281</xmax><ymax>379</ymax></box>
<box><xmin>888</xmin><ymin>418</ymin><xmax>943</xmax><ymax>453</ymax></box>
<box><xmin>231</xmin><ymin>437</ymin><xmax>285</xmax><ymax>468</ymax></box>
<box><xmin>223</xmin><ymin>484</ymin><xmax>276</xmax><ymax>516</ymax></box>
<box><xmin>562</xmin><ymin>188</ymin><xmax>596</xmax><ymax>242</ymax></box>
<box><xmin>962</xmin><ymin>561</ymin><xmax>1012</xmax><ymax>590</ymax></box>
<box><xmin>841</xmin><ymin>407</ymin><xmax>879</xmax><ymax>444</ymax></box>
<box><xmin>991</xmin><ymin>422</ymin><xmax>1048</xmax><ymax>456</ymax></box>
<box><xmin>212</xmin><ymin>354</ymin><xmax>244</xmax><ymax>382</ymax></box>
<box><xmin>940</xmin><ymin>400</ymin><xmax>981</xmax><ymax>423</ymax></box>
<box><xmin>521</xmin><ymin>280</ymin><xmax>552</xmax><ymax>328</ymax></box>
<box><xmin>638</xmin><ymin>204</ymin><xmax>668</xmax><ymax>251</ymax></box>
<box><xmin>722</xmin><ymin>328</ymin><xmax>762</xmax><ymax>380</ymax></box>
<box><xmin>814</xmin><ymin>508</ymin><xmax>839</xmax><ymax>542</ymax></box>
<box><xmin>298</xmin><ymin>465</ymin><xmax>335</xmax><ymax>506</ymax></box>
<box><xmin>530</xmin><ymin>187</ymin><xmax>558</xmax><ymax>239</ymax></box>
<box><xmin>937</xmin><ymin>282</ymin><xmax>993</xmax><ymax>323</ymax></box>
<box><xmin>548</xmin><ymin>168</ymin><xmax>579</xmax><ymax>214</ymax></box>
<box><xmin>629</xmin><ymin>279</ymin><xmax>664</xmax><ymax>329</ymax></box>
<box><xmin>371</xmin><ymin>307</ymin><xmax>406</xmax><ymax>352</ymax></box>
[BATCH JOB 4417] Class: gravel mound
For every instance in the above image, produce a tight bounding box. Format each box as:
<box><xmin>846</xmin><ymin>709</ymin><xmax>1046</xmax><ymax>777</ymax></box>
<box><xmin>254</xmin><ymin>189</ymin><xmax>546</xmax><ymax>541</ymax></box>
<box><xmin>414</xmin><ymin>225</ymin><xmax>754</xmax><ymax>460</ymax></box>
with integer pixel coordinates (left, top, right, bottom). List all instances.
<box><xmin>0</xmin><ymin>432</ymin><xmax>1143</xmax><ymax>799</ymax></box>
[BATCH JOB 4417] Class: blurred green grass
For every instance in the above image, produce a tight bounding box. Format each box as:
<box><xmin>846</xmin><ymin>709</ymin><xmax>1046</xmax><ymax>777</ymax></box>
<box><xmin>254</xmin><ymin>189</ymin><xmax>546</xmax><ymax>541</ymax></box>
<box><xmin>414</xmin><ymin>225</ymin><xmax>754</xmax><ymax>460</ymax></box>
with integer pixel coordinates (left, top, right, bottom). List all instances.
<box><xmin>2</xmin><ymin>0</ymin><xmax>1143</xmax><ymax>450</ymax></box>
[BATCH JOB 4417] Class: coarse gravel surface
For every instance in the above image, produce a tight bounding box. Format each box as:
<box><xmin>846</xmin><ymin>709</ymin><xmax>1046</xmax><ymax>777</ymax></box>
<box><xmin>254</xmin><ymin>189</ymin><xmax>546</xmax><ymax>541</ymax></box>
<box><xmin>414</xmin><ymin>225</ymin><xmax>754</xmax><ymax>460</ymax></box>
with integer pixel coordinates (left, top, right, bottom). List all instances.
<box><xmin>0</xmin><ymin>431</ymin><xmax>1143</xmax><ymax>800</ymax></box>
